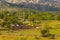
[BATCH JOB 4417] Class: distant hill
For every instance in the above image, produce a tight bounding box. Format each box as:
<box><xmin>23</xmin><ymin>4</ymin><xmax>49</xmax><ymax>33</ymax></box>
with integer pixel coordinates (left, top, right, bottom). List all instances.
<box><xmin>0</xmin><ymin>0</ymin><xmax>60</xmax><ymax>11</ymax></box>
<box><xmin>6</xmin><ymin>2</ymin><xmax>60</xmax><ymax>11</ymax></box>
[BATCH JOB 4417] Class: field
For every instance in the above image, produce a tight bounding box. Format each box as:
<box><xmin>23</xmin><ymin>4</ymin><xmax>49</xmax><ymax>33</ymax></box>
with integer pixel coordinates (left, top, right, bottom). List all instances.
<box><xmin>0</xmin><ymin>9</ymin><xmax>60</xmax><ymax>40</ymax></box>
<box><xmin>0</xmin><ymin>20</ymin><xmax>60</xmax><ymax>40</ymax></box>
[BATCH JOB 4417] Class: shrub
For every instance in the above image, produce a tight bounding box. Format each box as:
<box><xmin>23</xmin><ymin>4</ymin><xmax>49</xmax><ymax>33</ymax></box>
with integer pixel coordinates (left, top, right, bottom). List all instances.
<box><xmin>41</xmin><ymin>26</ymin><xmax>50</xmax><ymax>37</ymax></box>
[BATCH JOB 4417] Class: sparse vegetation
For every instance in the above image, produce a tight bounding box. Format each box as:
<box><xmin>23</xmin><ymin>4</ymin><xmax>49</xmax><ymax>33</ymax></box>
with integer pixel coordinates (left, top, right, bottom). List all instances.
<box><xmin>0</xmin><ymin>9</ymin><xmax>60</xmax><ymax>30</ymax></box>
<box><xmin>0</xmin><ymin>9</ymin><xmax>60</xmax><ymax>40</ymax></box>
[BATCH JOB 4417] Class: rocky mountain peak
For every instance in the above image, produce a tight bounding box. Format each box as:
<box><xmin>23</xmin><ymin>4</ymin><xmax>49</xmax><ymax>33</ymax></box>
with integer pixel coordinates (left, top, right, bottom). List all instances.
<box><xmin>5</xmin><ymin>0</ymin><xmax>39</xmax><ymax>4</ymax></box>
<box><xmin>0</xmin><ymin>0</ymin><xmax>60</xmax><ymax>11</ymax></box>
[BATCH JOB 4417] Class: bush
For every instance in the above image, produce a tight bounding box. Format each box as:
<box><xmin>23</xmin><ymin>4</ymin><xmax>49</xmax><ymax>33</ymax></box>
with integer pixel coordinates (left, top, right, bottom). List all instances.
<box><xmin>41</xmin><ymin>26</ymin><xmax>50</xmax><ymax>37</ymax></box>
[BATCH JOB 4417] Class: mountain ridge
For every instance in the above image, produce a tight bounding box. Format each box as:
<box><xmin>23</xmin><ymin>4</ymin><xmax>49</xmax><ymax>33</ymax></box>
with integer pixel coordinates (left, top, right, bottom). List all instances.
<box><xmin>0</xmin><ymin>0</ymin><xmax>60</xmax><ymax>11</ymax></box>
<box><xmin>5</xmin><ymin>0</ymin><xmax>60</xmax><ymax>7</ymax></box>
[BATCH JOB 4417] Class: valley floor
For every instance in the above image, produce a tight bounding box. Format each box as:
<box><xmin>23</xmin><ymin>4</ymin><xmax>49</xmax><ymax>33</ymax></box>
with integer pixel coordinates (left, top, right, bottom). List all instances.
<box><xmin>0</xmin><ymin>20</ymin><xmax>60</xmax><ymax>40</ymax></box>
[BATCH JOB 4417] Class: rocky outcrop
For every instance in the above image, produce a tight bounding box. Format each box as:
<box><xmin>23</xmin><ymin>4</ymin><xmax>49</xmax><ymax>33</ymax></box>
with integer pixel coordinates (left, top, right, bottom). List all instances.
<box><xmin>5</xmin><ymin>0</ymin><xmax>60</xmax><ymax>8</ymax></box>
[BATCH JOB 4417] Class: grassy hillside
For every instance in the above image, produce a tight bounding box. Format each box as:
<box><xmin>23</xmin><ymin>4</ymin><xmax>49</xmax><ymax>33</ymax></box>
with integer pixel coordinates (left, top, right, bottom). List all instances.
<box><xmin>0</xmin><ymin>8</ymin><xmax>60</xmax><ymax>29</ymax></box>
<box><xmin>0</xmin><ymin>20</ymin><xmax>60</xmax><ymax>40</ymax></box>
<box><xmin>0</xmin><ymin>9</ymin><xmax>60</xmax><ymax>40</ymax></box>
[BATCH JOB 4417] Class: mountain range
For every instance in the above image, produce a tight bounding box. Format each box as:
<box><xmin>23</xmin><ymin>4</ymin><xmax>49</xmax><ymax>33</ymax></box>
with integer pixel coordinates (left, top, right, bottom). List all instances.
<box><xmin>0</xmin><ymin>0</ymin><xmax>60</xmax><ymax>11</ymax></box>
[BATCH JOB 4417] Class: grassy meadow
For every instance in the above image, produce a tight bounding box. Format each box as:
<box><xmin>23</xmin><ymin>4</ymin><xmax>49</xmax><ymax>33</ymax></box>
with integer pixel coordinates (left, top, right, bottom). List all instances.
<box><xmin>0</xmin><ymin>8</ymin><xmax>60</xmax><ymax>40</ymax></box>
